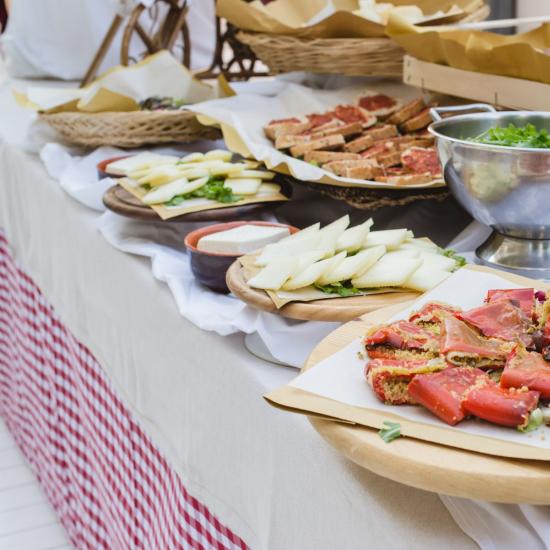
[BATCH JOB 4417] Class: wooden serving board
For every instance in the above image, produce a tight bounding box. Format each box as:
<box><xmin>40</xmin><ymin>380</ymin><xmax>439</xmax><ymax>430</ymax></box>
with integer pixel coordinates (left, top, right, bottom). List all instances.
<box><xmin>103</xmin><ymin>185</ymin><xmax>290</xmax><ymax>223</ymax></box>
<box><xmin>302</xmin><ymin>312</ymin><xmax>550</xmax><ymax>504</ymax></box>
<box><xmin>225</xmin><ymin>260</ymin><xmax>419</xmax><ymax>322</ymax></box>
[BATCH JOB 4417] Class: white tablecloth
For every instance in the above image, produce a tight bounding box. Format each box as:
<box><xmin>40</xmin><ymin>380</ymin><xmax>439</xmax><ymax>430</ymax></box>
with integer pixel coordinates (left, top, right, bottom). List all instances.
<box><xmin>2</xmin><ymin>71</ymin><xmax>548</xmax><ymax>550</ymax></box>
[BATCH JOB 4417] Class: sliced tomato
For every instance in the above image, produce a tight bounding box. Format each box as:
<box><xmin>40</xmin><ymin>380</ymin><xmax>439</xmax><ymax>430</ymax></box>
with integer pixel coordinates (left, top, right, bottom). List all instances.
<box><xmin>501</xmin><ymin>347</ymin><xmax>550</xmax><ymax>397</ymax></box>
<box><xmin>407</xmin><ymin>367</ymin><xmax>490</xmax><ymax>425</ymax></box>
<box><xmin>463</xmin><ymin>385</ymin><xmax>540</xmax><ymax>428</ymax></box>
<box><xmin>485</xmin><ymin>288</ymin><xmax>535</xmax><ymax>319</ymax></box>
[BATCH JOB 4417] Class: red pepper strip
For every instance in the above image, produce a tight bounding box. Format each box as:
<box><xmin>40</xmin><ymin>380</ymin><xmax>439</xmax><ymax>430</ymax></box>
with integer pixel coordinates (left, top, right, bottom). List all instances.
<box><xmin>501</xmin><ymin>347</ymin><xmax>550</xmax><ymax>398</ymax></box>
<box><xmin>365</xmin><ymin>358</ymin><xmax>445</xmax><ymax>405</ymax></box>
<box><xmin>407</xmin><ymin>367</ymin><xmax>490</xmax><ymax>425</ymax></box>
<box><xmin>457</xmin><ymin>301</ymin><xmax>532</xmax><ymax>346</ymax></box>
<box><xmin>463</xmin><ymin>385</ymin><xmax>540</xmax><ymax>428</ymax></box>
<box><xmin>486</xmin><ymin>288</ymin><xmax>535</xmax><ymax>319</ymax></box>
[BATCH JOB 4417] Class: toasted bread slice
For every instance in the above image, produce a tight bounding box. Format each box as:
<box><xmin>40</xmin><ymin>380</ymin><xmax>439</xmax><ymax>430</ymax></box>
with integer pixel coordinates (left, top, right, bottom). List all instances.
<box><xmin>304</xmin><ymin>151</ymin><xmax>362</xmax><ymax>164</ymax></box>
<box><xmin>275</xmin><ymin>134</ymin><xmax>311</xmax><ymax>149</ymax></box>
<box><xmin>264</xmin><ymin>117</ymin><xmax>308</xmax><ymax>140</ymax></box>
<box><xmin>387</xmin><ymin>98</ymin><xmax>425</xmax><ymax>125</ymax></box>
<box><xmin>308</xmin><ymin>121</ymin><xmax>363</xmax><ymax>142</ymax></box>
<box><xmin>401</xmin><ymin>146</ymin><xmax>442</xmax><ymax>177</ymax></box>
<box><xmin>400</xmin><ymin>107</ymin><xmax>432</xmax><ymax>133</ymax></box>
<box><xmin>323</xmin><ymin>159</ymin><xmax>379</xmax><ymax>178</ymax></box>
<box><xmin>357</xmin><ymin>93</ymin><xmax>402</xmax><ymax>118</ymax></box>
<box><xmin>375</xmin><ymin>172</ymin><xmax>432</xmax><ymax>185</ymax></box>
<box><xmin>361</xmin><ymin>141</ymin><xmax>395</xmax><ymax>160</ymax></box>
<box><xmin>377</xmin><ymin>150</ymin><xmax>402</xmax><ymax>168</ymax></box>
<box><xmin>344</xmin><ymin>134</ymin><xmax>374</xmax><ymax>153</ymax></box>
<box><xmin>367</xmin><ymin>124</ymin><xmax>399</xmax><ymax>141</ymax></box>
<box><xmin>290</xmin><ymin>134</ymin><xmax>345</xmax><ymax>157</ymax></box>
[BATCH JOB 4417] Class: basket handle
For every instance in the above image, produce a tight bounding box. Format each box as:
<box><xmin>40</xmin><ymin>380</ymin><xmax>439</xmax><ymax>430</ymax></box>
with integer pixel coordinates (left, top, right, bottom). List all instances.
<box><xmin>430</xmin><ymin>103</ymin><xmax>496</xmax><ymax>122</ymax></box>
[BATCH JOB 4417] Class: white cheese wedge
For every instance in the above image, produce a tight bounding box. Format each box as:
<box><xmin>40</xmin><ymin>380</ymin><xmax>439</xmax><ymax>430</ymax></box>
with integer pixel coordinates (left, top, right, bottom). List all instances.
<box><xmin>106</xmin><ymin>153</ymin><xmax>177</xmax><ymax>175</ymax></box>
<box><xmin>282</xmin><ymin>252</ymin><xmax>347</xmax><ymax>290</ymax></box>
<box><xmin>204</xmin><ymin>149</ymin><xmax>233</xmax><ymax>162</ymax></box>
<box><xmin>336</xmin><ymin>219</ymin><xmax>373</xmax><ymax>252</ymax></box>
<box><xmin>233</xmin><ymin>170</ymin><xmax>276</xmax><ymax>180</ymax></box>
<box><xmin>364</xmin><ymin>229</ymin><xmax>409</xmax><ymax>250</ymax></box>
<box><xmin>297</xmin><ymin>250</ymin><xmax>326</xmax><ymax>270</ymax></box>
<box><xmin>404</xmin><ymin>265</ymin><xmax>451</xmax><ymax>292</ymax></box>
<box><xmin>352</xmin><ymin>258</ymin><xmax>422</xmax><ymax>288</ymax></box>
<box><xmin>318</xmin><ymin>215</ymin><xmax>350</xmax><ymax>257</ymax></box>
<box><xmin>179</xmin><ymin>152</ymin><xmax>204</xmax><ymax>163</ymax></box>
<box><xmin>383</xmin><ymin>249</ymin><xmax>420</xmax><ymax>260</ymax></box>
<box><xmin>418</xmin><ymin>252</ymin><xmax>457</xmax><ymax>272</ymax></box>
<box><xmin>197</xmin><ymin>224</ymin><xmax>290</xmax><ymax>255</ymax></box>
<box><xmin>210</xmin><ymin>163</ymin><xmax>248</xmax><ymax>176</ymax></box>
<box><xmin>138</xmin><ymin>166</ymin><xmax>183</xmax><ymax>187</ymax></box>
<box><xmin>142</xmin><ymin>177</ymin><xmax>192</xmax><ymax>204</ymax></box>
<box><xmin>257</xmin><ymin>183</ymin><xmax>281</xmax><ymax>195</ymax></box>
<box><xmin>255</xmin><ymin>233</ymin><xmax>321</xmax><ymax>266</ymax></box>
<box><xmin>278</xmin><ymin>223</ymin><xmax>320</xmax><ymax>244</ymax></box>
<box><xmin>247</xmin><ymin>257</ymin><xmax>298</xmax><ymax>290</ymax></box>
<box><xmin>318</xmin><ymin>246</ymin><xmax>386</xmax><ymax>285</ymax></box>
<box><xmin>223</xmin><ymin>178</ymin><xmax>262</xmax><ymax>195</ymax></box>
<box><xmin>178</xmin><ymin>168</ymin><xmax>210</xmax><ymax>181</ymax></box>
<box><xmin>398</xmin><ymin>240</ymin><xmax>438</xmax><ymax>253</ymax></box>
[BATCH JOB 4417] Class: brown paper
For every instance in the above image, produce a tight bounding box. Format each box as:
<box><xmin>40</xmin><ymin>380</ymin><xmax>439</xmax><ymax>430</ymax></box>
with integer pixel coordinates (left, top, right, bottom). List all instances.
<box><xmin>387</xmin><ymin>17</ymin><xmax>550</xmax><ymax>84</ymax></box>
<box><xmin>265</xmin><ymin>264</ymin><xmax>550</xmax><ymax>461</ymax></box>
<box><xmin>239</xmin><ymin>253</ymin><xmax>411</xmax><ymax>309</ymax></box>
<box><xmin>217</xmin><ymin>0</ymin><xmax>477</xmax><ymax>39</ymax></box>
<box><xmin>118</xmin><ymin>178</ymin><xmax>288</xmax><ymax>221</ymax></box>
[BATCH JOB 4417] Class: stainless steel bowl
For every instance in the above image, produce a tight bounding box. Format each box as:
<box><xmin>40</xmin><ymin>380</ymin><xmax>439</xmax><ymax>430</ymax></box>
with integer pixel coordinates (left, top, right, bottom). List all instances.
<box><xmin>429</xmin><ymin>104</ymin><xmax>550</xmax><ymax>278</ymax></box>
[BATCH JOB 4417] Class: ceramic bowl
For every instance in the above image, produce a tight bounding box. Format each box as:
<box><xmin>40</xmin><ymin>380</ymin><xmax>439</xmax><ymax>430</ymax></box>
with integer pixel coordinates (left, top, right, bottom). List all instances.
<box><xmin>184</xmin><ymin>221</ymin><xmax>298</xmax><ymax>294</ymax></box>
<box><xmin>96</xmin><ymin>155</ymin><xmax>130</xmax><ymax>179</ymax></box>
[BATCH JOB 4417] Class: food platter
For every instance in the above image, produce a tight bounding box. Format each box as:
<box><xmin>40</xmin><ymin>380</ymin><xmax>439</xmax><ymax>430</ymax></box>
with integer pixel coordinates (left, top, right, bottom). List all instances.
<box><xmin>226</xmin><ymin>260</ymin><xmax>419</xmax><ymax>322</ymax></box>
<box><xmin>301</xmin><ymin>304</ymin><xmax>550</xmax><ymax>505</ymax></box>
<box><xmin>103</xmin><ymin>183</ymin><xmax>291</xmax><ymax>223</ymax></box>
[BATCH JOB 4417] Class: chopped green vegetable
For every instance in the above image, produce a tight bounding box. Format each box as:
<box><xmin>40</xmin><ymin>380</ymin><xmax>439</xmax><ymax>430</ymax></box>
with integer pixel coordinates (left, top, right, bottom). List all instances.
<box><xmin>315</xmin><ymin>280</ymin><xmax>362</xmax><ymax>297</ymax></box>
<box><xmin>519</xmin><ymin>408</ymin><xmax>544</xmax><ymax>433</ymax></box>
<box><xmin>443</xmin><ymin>248</ymin><xmax>467</xmax><ymax>269</ymax></box>
<box><xmin>379</xmin><ymin>421</ymin><xmax>402</xmax><ymax>443</ymax></box>
<box><xmin>141</xmin><ymin>183</ymin><xmax>152</xmax><ymax>191</ymax></box>
<box><xmin>163</xmin><ymin>178</ymin><xmax>242</xmax><ymax>207</ymax></box>
<box><xmin>469</xmin><ymin>123</ymin><xmax>550</xmax><ymax>149</ymax></box>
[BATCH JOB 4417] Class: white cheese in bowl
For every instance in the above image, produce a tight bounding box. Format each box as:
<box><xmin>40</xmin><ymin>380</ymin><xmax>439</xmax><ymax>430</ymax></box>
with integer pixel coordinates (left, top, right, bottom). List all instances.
<box><xmin>197</xmin><ymin>225</ymin><xmax>290</xmax><ymax>256</ymax></box>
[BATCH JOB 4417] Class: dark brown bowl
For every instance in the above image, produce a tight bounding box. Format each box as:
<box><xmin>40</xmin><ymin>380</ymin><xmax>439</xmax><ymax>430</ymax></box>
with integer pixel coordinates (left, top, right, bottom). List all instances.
<box><xmin>96</xmin><ymin>155</ymin><xmax>131</xmax><ymax>179</ymax></box>
<box><xmin>184</xmin><ymin>221</ymin><xmax>298</xmax><ymax>293</ymax></box>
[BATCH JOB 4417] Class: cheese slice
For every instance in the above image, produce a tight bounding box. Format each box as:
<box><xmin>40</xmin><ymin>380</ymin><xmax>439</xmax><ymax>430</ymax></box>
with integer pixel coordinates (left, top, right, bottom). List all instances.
<box><xmin>232</xmin><ymin>170</ymin><xmax>276</xmax><ymax>180</ymax></box>
<box><xmin>318</xmin><ymin>246</ymin><xmax>385</xmax><ymax>285</ymax></box>
<box><xmin>197</xmin><ymin>225</ymin><xmax>289</xmax><ymax>255</ymax></box>
<box><xmin>210</xmin><ymin>163</ymin><xmax>248</xmax><ymax>176</ymax></box>
<box><xmin>255</xmin><ymin>233</ymin><xmax>320</xmax><ymax>266</ymax></box>
<box><xmin>318</xmin><ymin>215</ymin><xmax>350</xmax><ymax>257</ymax></box>
<box><xmin>223</xmin><ymin>178</ymin><xmax>262</xmax><ymax>195</ymax></box>
<box><xmin>278</xmin><ymin>223</ymin><xmax>320</xmax><ymax>244</ymax></box>
<box><xmin>364</xmin><ymin>229</ymin><xmax>409</xmax><ymax>250</ymax></box>
<box><xmin>404</xmin><ymin>265</ymin><xmax>451</xmax><ymax>292</ymax></box>
<box><xmin>257</xmin><ymin>183</ymin><xmax>282</xmax><ymax>195</ymax></box>
<box><xmin>418</xmin><ymin>252</ymin><xmax>457</xmax><ymax>272</ymax></box>
<box><xmin>106</xmin><ymin>153</ymin><xmax>176</xmax><ymax>175</ymax></box>
<box><xmin>178</xmin><ymin>168</ymin><xmax>210</xmax><ymax>181</ymax></box>
<box><xmin>142</xmin><ymin>177</ymin><xmax>193</xmax><ymax>204</ymax></box>
<box><xmin>336</xmin><ymin>219</ymin><xmax>373</xmax><ymax>252</ymax></box>
<box><xmin>247</xmin><ymin>256</ymin><xmax>298</xmax><ymax>290</ymax></box>
<box><xmin>204</xmin><ymin>149</ymin><xmax>233</xmax><ymax>162</ymax></box>
<box><xmin>282</xmin><ymin>252</ymin><xmax>346</xmax><ymax>290</ymax></box>
<box><xmin>137</xmin><ymin>166</ymin><xmax>183</xmax><ymax>187</ymax></box>
<box><xmin>399</xmin><ymin>238</ymin><xmax>438</xmax><ymax>252</ymax></box>
<box><xmin>352</xmin><ymin>258</ymin><xmax>422</xmax><ymax>288</ymax></box>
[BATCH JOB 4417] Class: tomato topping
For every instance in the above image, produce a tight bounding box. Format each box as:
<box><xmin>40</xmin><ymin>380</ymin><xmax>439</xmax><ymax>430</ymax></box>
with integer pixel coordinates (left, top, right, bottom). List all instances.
<box><xmin>358</xmin><ymin>94</ymin><xmax>397</xmax><ymax>112</ymax></box>
<box><xmin>463</xmin><ymin>385</ymin><xmax>540</xmax><ymax>428</ymax></box>
<box><xmin>401</xmin><ymin>147</ymin><xmax>441</xmax><ymax>176</ymax></box>
<box><xmin>408</xmin><ymin>367</ymin><xmax>490</xmax><ymax>425</ymax></box>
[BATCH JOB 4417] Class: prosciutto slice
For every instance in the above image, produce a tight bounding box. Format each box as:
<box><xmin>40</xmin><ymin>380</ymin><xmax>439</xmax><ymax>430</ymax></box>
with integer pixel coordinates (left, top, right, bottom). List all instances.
<box><xmin>485</xmin><ymin>288</ymin><xmax>535</xmax><ymax>319</ymax></box>
<box><xmin>409</xmin><ymin>302</ymin><xmax>461</xmax><ymax>326</ymax></box>
<box><xmin>501</xmin><ymin>347</ymin><xmax>550</xmax><ymax>397</ymax></box>
<box><xmin>457</xmin><ymin>300</ymin><xmax>532</xmax><ymax>346</ymax></box>
<box><xmin>440</xmin><ymin>317</ymin><xmax>509</xmax><ymax>368</ymax></box>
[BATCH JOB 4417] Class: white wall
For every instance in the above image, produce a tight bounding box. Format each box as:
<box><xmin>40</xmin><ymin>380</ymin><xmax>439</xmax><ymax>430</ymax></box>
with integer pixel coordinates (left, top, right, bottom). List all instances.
<box><xmin>516</xmin><ymin>0</ymin><xmax>550</xmax><ymax>32</ymax></box>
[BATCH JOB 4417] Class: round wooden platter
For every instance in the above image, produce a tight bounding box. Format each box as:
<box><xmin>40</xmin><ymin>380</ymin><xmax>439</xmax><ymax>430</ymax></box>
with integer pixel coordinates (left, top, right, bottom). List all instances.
<box><xmin>303</xmin><ymin>318</ymin><xmax>550</xmax><ymax>504</ymax></box>
<box><xmin>225</xmin><ymin>260</ymin><xmax>419</xmax><ymax>323</ymax></box>
<box><xmin>102</xmin><ymin>184</ymin><xmax>291</xmax><ymax>223</ymax></box>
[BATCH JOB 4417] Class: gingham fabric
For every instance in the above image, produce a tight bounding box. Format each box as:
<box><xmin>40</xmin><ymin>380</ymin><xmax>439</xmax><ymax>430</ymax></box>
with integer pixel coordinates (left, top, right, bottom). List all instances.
<box><xmin>0</xmin><ymin>230</ymin><xmax>249</xmax><ymax>550</ymax></box>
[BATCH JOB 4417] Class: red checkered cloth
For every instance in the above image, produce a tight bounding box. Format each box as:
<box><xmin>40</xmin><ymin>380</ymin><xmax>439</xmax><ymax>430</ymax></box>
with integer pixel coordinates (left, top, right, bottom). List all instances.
<box><xmin>0</xmin><ymin>230</ymin><xmax>248</xmax><ymax>550</ymax></box>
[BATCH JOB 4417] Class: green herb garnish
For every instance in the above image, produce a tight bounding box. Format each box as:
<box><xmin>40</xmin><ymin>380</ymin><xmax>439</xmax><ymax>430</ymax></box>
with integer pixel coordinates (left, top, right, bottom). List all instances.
<box><xmin>443</xmin><ymin>248</ymin><xmax>467</xmax><ymax>269</ymax></box>
<box><xmin>141</xmin><ymin>183</ymin><xmax>152</xmax><ymax>191</ymax></box>
<box><xmin>315</xmin><ymin>280</ymin><xmax>362</xmax><ymax>297</ymax></box>
<box><xmin>379</xmin><ymin>421</ymin><xmax>402</xmax><ymax>443</ymax></box>
<box><xmin>469</xmin><ymin>123</ymin><xmax>550</xmax><ymax>149</ymax></box>
<box><xmin>164</xmin><ymin>178</ymin><xmax>242</xmax><ymax>207</ymax></box>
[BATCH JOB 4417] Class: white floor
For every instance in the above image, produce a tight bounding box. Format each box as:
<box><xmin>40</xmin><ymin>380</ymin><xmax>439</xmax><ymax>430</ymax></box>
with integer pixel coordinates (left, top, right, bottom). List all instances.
<box><xmin>0</xmin><ymin>419</ymin><xmax>71</xmax><ymax>550</ymax></box>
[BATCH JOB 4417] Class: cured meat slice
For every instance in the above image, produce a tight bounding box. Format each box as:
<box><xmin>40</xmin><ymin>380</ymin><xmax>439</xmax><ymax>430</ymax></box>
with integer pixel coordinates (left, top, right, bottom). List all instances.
<box><xmin>409</xmin><ymin>302</ymin><xmax>461</xmax><ymax>329</ymax></box>
<box><xmin>501</xmin><ymin>347</ymin><xmax>550</xmax><ymax>397</ymax></box>
<box><xmin>440</xmin><ymin>317</ymin><xmax>509</xmax><ymax>368</ymax></box>
<box><xmin>485</xmin><ymin>288</ymin><xmax>535</xmax><ymax>319</ymax></box>
<box><xmin>457</xmin><ymin>300</ymin><xmax>532</xmax><ymax>346</ymax></box>
<box><xmin>365</xmin><ymin>320</ymin><xmax>440</xmax><ymax>360</ymax></box>
<box><xmin>365</xmin><ymin>358</ymin><xmax>446</xmax><ymax>405</ymax></box>
<box><xmin>408</xmin><ymin>367</ymin><xmax>490</xmax><ymax>425</ymax></box>
<box><xmin>401</xmin><ymin>147</ymin><xmax>442</xmax><ymax>177</ymax></box>
<box><xmin>463</xmin><ymin>385</ymin><xmax>539</xmax><ymax>429</ymax></box>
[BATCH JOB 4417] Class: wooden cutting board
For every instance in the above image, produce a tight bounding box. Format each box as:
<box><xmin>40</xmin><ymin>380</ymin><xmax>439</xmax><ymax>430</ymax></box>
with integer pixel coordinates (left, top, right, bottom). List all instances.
<box><xmin>226</xmin><ymin>260</ymin><xmax>419</xmax><ymax>322</ymax></box>
<box><xmin>303</xmin><ymin>310</ymin><xmax>550</xmax><ymax>504</ymax></box>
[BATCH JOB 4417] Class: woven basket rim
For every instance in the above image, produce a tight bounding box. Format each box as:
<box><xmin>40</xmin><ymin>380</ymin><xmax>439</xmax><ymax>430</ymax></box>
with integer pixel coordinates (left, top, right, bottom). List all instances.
<box><xmin>39</xmin><ymin>110</ymin><xmax>197</xmax><ymax>121</ymax></box>
<box><xmin>237</xmin><ymin>31</ymin><xmax>395</xmax><ymax>45</ymax></box>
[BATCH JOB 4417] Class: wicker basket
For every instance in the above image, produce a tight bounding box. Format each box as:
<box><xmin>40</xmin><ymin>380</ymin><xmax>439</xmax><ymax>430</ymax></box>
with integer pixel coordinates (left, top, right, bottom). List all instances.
<box><xmin>40</xmin><ymin>110</ymin><xmax>221</xmax><ymax>148</ymax></box>
<box><xmin>236</xmin><ymin>5</ymin><xmax>489</xmax><ymax>77</ymax></box>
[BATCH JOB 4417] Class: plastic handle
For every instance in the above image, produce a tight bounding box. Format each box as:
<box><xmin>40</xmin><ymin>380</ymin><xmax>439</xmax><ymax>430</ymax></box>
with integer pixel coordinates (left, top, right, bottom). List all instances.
<box><xmin>430</xmin><ymin>103</ymin><xmax>497</xmax><ymax>122</ymax></box>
